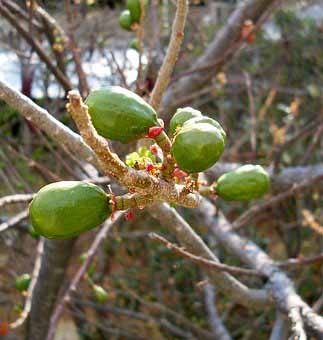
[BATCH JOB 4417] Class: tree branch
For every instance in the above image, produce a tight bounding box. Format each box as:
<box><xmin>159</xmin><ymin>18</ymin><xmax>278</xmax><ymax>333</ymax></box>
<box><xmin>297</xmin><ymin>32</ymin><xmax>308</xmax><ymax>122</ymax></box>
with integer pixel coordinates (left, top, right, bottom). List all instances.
<box><xmin>197</xmin><ymin>199</ymin><xmax>323</xmax><ymax>337</ymax></box>
<box><xmin>161</xmin><ymin>0</ymin><xmax>280</xmax><ymax>118</ymax></box>
<box><xmin>149</xmin><ymin>0</ymin><xmax>188</xmax><ymax>110</ymax></box>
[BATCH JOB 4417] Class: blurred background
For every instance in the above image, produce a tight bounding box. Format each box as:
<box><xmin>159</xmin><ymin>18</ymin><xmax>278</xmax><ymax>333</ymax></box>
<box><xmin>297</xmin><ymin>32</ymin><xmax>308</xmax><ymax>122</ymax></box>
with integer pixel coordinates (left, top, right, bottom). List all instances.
<box><xmin>0</xmin><ymin>0</ymin><xmax>322</xmax><ymax>339</ymax></box>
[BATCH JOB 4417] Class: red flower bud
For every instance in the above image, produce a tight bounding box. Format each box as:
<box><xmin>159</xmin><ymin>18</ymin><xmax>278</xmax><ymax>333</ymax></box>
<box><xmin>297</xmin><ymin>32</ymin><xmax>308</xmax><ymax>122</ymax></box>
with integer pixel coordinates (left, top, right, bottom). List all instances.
<box><xmin>172</xmin><ymin>168</ymin><xmax>188</xmax><ymax>178</ymax></box>
<box><xmin>150</xmin><ymin>145</ymin><xmax>159</xmax><ymax>155</ymax></box>
<box><xmin>148</xmin><ymin>126</ymin><xmax>163</xmax><ymax>138</ymax></box>
<box><xmin>145</xmin><ymin>163</ymin><xmax>155</xmax><ymax>172</ymax></box>
<box><xmin>125</xmin><ymin>209</ymin><xmax>135</xmax><ymax>221</ymax></box>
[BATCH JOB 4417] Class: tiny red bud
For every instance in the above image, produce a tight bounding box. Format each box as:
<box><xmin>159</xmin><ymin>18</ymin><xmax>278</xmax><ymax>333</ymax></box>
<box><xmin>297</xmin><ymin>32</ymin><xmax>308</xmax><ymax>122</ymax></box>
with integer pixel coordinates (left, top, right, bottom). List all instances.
<box><xmin>129</xmin><ymin>187</ymin><xmax>136</xmax><ymax>193</ymax></box>
<box><xmin>125</xmin><ymin>209</ymin><xmax>135</xmax><ymax>221</ymax></box>
<box><xmin>145</xmin><ymin>163</ymin><xmax>155</xmax><ymax>172</ymax></box>
<box><xmin>148</xmin><ymin>126</ymin><xmax>163</xmax><ymax>138</ymax></box>
<box><xmin>150</xmin><ymin>145</ymin><xmax>159</xmax><ymax>155</ymax></box>
<box><xmin>172</xmin><ymin>168</ymin><xmax>188</xmax><ymax>178</ymax></box>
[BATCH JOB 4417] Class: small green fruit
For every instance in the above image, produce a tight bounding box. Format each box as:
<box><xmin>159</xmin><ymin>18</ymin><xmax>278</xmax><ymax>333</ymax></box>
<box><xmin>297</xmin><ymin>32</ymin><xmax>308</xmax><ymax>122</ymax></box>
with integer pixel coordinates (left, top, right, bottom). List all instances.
<box><xmin>93</xmin><ymin>285</ymin><xmax>109</xmax><ymax>304</ymax></box>
<box><xmin>170</xmin><ymin>107</ymin><xmax>202</xmax><ymax>135</ymax></box>
<box><xmin>119</xmin><ymin>10</ymin><xmax>133</xmax><ymax>31</ymax></box>
<box><xmin>30</xmin><ymin>181</ymin><xmax>111</xmax><ymax>239</ymax></box>
<box><xmin>126</xmin><ymin>0</ymin><xmax>148</xmax><ymax>22</ymax></box>
<box><xmin>130</xmin><ymin>38</ymin><xmax>139</xmax><ymax>51</ymax></box>
<box><xmin>215</xmin><ymin>165</ymin><xmax>270</xmax><ymax>201</ymax></box>
<box><xmin>171</xmin><ymin>123</ymin><xmax>225</xmax><ymax>173</ymax></box>
<box><xmin>85</xmin><ymin>86</ymin><xmax>159</xmax><ymax>143</ymax></box>
<box><xmin>183</xmin><ymin>116</ymin><xmax>226</xmax><ymax>141</ymax></box>
<box><xmin>15</xmin><ymin>274</ymin><xmax>31</xmax><ymax>292</ymax></box>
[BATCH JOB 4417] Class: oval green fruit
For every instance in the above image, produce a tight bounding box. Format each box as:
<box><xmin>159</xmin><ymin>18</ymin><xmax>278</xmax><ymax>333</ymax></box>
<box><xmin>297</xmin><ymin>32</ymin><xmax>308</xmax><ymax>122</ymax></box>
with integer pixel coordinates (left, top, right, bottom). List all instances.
<box><xmin>170</xmin><ymin>107</ymin><xmax>202</xmax><ymax>135</ymax></box>
<box><xmin>130</xmin><ymin>38</ymin><xmax>139</xmax><ymax>51</ymax></box>
<box><xmin>171</xmin><ymin>123</ymin><xmax>225</xmax><ymax>173</ymax></box>
<box><xmin>15</xmin><ymin>274</ymin><xmax>31</xmax><ymax>292</ymax></box>
<box><xmin>85</xmin><ymin>86</ymin><xmax>159</xmax><ymax>143</ymax></box>
<box><xmin>215</xmin><ymin>165</ymin><xmax>270</xmax><ymax>201</ymax></box>
<box><xmin>30</xmin><ymin>181</ymin><xmax>111</xmax><ymax>239</ymax></box>
<box><xmin>119</xmin><ymin>10</ymin><xmax>133</xmax><ymax>31</ymax></box>
<box><xmin>183</xmin><ymin>116</ymin><xmax>226</xmax><ymax>142</ymax></box>
<box><xmin>126</xmin><ymin>0</ymin><xmax>148</xmax><ymax>22</ymax></box>
<box><xmin>93</xmin><ymin>285</ymin><xmax>109</xmax><ymax>303</ymax></box>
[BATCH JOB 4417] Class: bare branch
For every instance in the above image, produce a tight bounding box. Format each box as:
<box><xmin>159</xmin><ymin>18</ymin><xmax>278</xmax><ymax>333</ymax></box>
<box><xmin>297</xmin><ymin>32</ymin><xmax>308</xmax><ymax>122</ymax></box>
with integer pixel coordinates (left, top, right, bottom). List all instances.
<box><xmin>148</xmin><ymin>204</ymin><xmax>269</xmax><ymax>309</ymax></box>
<box><xmin>46</xmin><ymin>212</ymin><xmax>123</xmax><ymax>340</ymax></box>
<box><xmin>149</xmin><ymin>0</ymin><xmax>188</xmax><ymax>110</ymax></box>
<box><xmin>64</xmin><ymin>0</ymin><xmax>89</xmax><ymax>97</ymax></box>
<box><xmin>232</xmin><ymin>173</ymin><xmax>323</xmax><ymax>230</ymax></box>
<box><xmin>0</xmin><ymin>193</ymin><xmax>34</xmax><ymax>208</ymax></box>
<box><xmin>161</xmin><ymin>0</ymin><xmax>281</xmax><ymax>117</ymax></box>
<box><xmin>0</xmin><ymin>208</ymin><xmax>29</xmax><ymax>233</ymax></box>
<box><xmin>0</xmin><ymin>3</ymin><xmax>72</xmax><ymax>91</ymax></box>
<box><xmin>203</xmin><ymin>281</ymin><xmax>233</xmax><ymax>340</ymax></box>
<box><xmin>197</xmin><ymin>199</ymin><xmax>323</xmax><ymax>337</ymax></box>
<box><xmin>149</xmin><ymin>232</ymin><xmax>263</xmax><ymax>277</ymax></box>
<box><xmin>10</xmin><ymin>238</ymin><xmax>44</xmax><ymax>329</ymax></box>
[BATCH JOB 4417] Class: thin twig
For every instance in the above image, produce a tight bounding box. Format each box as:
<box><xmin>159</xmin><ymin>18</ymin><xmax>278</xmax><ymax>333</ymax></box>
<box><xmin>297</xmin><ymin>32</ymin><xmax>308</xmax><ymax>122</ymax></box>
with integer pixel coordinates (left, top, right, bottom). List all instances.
<box><xmin>135</xmin><ymin>0</ymin><xmax>146</xmax><ymax>93</ymax></box>
<box><xmin>64</xmin><ymin>0</ymin><xmax>89</xmax><ymax>97</ymax></box>
<box><xmin>149</xmin><ymin>0</ymin><xmax>188</xmax><ymax>110</ymax></box>
<box><xmin>10</xmin><ymin>238</ymin><xmax>45</xmax><ymax>329</ymax></box>
<box><xmin>149</xmin><ymin>232</ymin><xmax>264</xmax><ymax>277</ymax></box>
<box><xmin>0</xmin><ymin>208</ymin><xmax>29</xmax><ymax>233</ymax></box>
<box><xmin>46</xmin><ymin>213</ymin><xmax>123</xmax><ymax>340</ymax></box>
<box><xmin>0</xmin><ymin>193</ymin><xmax>34</xmax><ymax>208</ymax></box>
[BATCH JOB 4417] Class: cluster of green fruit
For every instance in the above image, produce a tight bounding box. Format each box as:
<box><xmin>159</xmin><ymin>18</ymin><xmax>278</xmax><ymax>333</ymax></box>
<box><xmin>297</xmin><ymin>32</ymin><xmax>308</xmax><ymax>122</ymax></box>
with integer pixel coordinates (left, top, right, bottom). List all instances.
<box><xmin>119</xmin><ymin>0</ymin><xmax>148</xmax><ymax>51</ymax></box>
<box><xmin>29</xmin><ymin>86</ymin><xmax>269</xmax><ymax>240</ymax></box>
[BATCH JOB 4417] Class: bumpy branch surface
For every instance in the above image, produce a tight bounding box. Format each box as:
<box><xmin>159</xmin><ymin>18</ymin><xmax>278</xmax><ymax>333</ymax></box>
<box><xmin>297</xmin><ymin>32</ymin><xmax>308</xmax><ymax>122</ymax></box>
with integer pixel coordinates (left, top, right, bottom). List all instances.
<box><xmin>67</xmin><ymin>90</ymin><xmax>201</xmax><ymax>208</ymax></box>
<box><xmin>149</xmin><ymin>0</ymin><xmax>188</xmax><ymax>110</ymax></box>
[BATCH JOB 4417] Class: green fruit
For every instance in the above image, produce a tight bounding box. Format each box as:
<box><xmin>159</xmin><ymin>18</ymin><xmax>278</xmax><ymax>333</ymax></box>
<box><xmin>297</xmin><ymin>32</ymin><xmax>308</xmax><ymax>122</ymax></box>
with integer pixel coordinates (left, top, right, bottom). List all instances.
<box><xmin>170</xmin><ymin>107</ymin><xmax>202</xmax><ymax>135</ymax></box>
<box><xmin>119</xmin><ymin>10</ymin><xmax>133</xmax><ymax>31</ymax></box>
<box><xmin>171</xmin><ymin>123</ymin><xmax>225</xmax><ymax>173</ymax></box>
<box><xmin>85</xmin><ymin>86</ymin><xmax>159</xmax><ymax>143</ymax></box>
<box><xmin>183</xmin><ymin>116</ymin><xmax>226</xmax><ymax>142</ymax></box>
<box><xmin>93</xmin><ymin>285</ymin><xmax>109</xmax><ymax>303</ymax></box>
<box><xmin>126</xmin><ymin>0</ymin><xmax>148</xmax><ymax>22</ymax></box>
<box><xmin>15</xmin><ymin>274</ymin><xmax>31</xmax><ymax>292</ymax></box>
<box><xmin>30</xmin><ymin>181</ymin><xmax>111</xmax><ymax>239</ymax></box>
<box><xmin>130</xmin><ymin>38</ymin><xmax>139</xmax><ymax>51</ymax></box>
<box><xmin>215</xmin><ymin>165</ymin><xmax>270</xmax><ymax>201</ymax></box>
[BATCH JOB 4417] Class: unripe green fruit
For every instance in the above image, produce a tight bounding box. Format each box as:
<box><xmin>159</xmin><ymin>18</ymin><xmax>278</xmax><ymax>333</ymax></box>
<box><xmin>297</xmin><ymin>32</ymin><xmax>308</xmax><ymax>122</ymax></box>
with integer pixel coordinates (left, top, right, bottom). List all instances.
<box><xmin>93</xmin><ymin>285</ymin><xmax>109</xmax><ymax>304</ymax></box>
<box><xmin>126</xmin><ymin>0</ymin><xmax>148</xmax><ymax>22</ymax></box>
<box><xmin>183</xmin><ymin>116</ymin><xmax>226</xmax><ymax>142</ymax></box>
<box><xmin>30</xmin><ymin>181</ymin><xmax>111</xmax><ymax>239</ymax></box>
<box><xmin>119</xmin><ymin>10</ymin><xmax>133</xmax><ymax>31</ymax></box>
<box><xmin>171</xmin><ymin>123</ymin><xmax>225</xmax><ymax>173</ymax></box>
<box><xmin>215</xmin><ymin>165</ymin><xmax>270</xmax><ymax>201</ymax></box>
<box><xmin>170</xmin><ymin>107</ymin><xmax>202</xmax><ymax>135</ymax></box>
<box><xmin>85</xmin><ymin>86</ymin><xmax>159</xmax><ymax>143</ymax></box>
<box><xmin>15</xmin><ymin>274</ymin><xmax>31</xmax><ymax>292</ymax></box>
<box><xmin>130</xmin><ymin>38</ymin><xmax>139</xmax><ymax>51</ymax></box>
